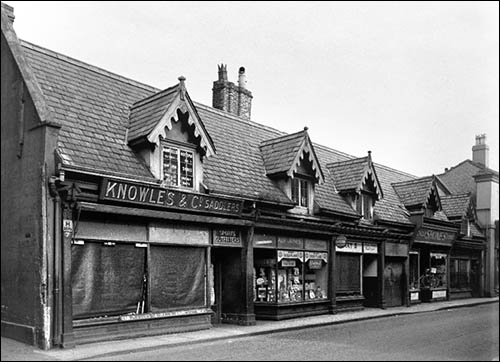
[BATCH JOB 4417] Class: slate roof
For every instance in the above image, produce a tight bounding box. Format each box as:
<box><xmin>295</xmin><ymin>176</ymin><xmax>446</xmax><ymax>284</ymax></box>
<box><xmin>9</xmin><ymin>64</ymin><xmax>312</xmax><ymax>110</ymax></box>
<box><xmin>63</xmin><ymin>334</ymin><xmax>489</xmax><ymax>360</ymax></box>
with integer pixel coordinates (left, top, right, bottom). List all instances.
<box><xmin>326</xmin><ymin>157</ymin><xmax>368</xmax><ymax>192</ymax></box>
<box><xmin>21</xmin><ymin>40</ymin><xmax>158</xmax><ymax>182</ymax></box>
<box><xmin>371</xmin><ymin>164</ymin><xmax>415</xmax><ymax>225</ymax></box>
<box><xmin>16</xmin><ymin>39</ymin><xmax>417</xmax><ymax>223</ymax></box>
<box><xmin>392</xmin><ymin>176</ymin><xmax>435</xmax><ymax>208</ymax></box>
<box><xmin>441</xmin><ymin>193</ymin><xmax>471</xmax><ymax>219</ymax></box>
<box><xmin>439</xmin><ymin>160</ymin><xmax>499</xmax><ymax>195</ymax></box>
<box><xmin>128</xmin><ymin>85</ymin><xmax>179</xmax><ymax>142</ymax></box>
<box><xmin>260</xmin><ymin>131</ymin><xmax>305</xmax><ymax>176</ymax></box>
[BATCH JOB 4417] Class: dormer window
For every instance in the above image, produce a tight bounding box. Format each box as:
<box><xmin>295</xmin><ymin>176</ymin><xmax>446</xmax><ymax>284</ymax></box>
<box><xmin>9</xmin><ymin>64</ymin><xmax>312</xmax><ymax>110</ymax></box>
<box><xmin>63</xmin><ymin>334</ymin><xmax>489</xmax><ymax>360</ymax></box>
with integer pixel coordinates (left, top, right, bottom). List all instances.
<box><xmin>292</xmin><ymin>178</ymin><xmax>309</xmax><ymax>208</ymax></box>
<box><xmin>162</xmin><ymin>145</ymin><xmax>194</xmax><ymax>188</ymax></box>
<box><xmin>356</xmin><ymin>192</ymin><xmax>374</xmax><ymax>220</ymax></box>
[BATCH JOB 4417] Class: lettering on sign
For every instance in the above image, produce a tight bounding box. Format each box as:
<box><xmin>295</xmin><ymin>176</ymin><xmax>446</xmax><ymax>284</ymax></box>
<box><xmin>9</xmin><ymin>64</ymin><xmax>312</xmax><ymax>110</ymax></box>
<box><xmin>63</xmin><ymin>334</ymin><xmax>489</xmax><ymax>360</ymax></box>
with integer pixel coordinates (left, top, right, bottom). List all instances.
<box><xmin>63</xmin><ymin>219</ymin><xmax>73</xmax><ymax>238</ymax></box>
<box><xmin>213</xmin><ymin>229</ymin><xmax>241</xmax><ymax>247</ymax></box>
<box><xmin>363</xmin><ymin>243</ymin><xmax>378</xmax><ymax>254</ymax></box>
<box><xmin>336</xmin><ymin>242</ymin><xmax>362</xmax><ymax>253</ymax></box>
<box><xmin>432</xmin><ymin>290</ymin><xmax>447</xmax><ymax>299</ymax></box>
<box><xmin>120</xmin><ymin>308</ymin><xmax>209</xmax><ymax>321</ymax></box>
<box><xmin>281</xmin><ymin>259</ymin><xmax>297</xmax><ymax>267</ymax></box>
<box><xmin>277</xmin><ymin>250</ymin><xmax>304</xmax><ymax>262</ymax></box>
<box><xmin>304</xmin><ymin>252</ymin><xmax>328</xmax><ymax>262</ymax></box>
<box><xmin>100</xmin><ymin>178</ymin><xmax>242</xmax><ymax>216</ymax></box>
<box><xmin>416</xmin><ymin>229</ymin><xmax>455</xmax><ymax>242</ymax></box>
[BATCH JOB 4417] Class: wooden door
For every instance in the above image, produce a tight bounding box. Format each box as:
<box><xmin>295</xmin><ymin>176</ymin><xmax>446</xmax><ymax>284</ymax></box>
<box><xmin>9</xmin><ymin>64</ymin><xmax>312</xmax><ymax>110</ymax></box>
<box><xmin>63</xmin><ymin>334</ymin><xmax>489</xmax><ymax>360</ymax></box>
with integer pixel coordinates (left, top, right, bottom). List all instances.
<box><xmin>384</xmin><ymin>260</ymin><xmax>403</xmax><ymax>307</ymax></box>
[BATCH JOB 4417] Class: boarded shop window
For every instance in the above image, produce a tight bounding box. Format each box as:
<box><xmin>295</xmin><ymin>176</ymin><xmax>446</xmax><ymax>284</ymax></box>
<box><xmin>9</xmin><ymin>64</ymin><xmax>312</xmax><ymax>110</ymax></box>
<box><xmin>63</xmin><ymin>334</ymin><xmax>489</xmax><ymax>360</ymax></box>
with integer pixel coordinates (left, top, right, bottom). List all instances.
<box><xmin>71</xmin><ymin>242</ymin><xmax>145</xmax><ymax>319</ymax></box>
<box><xmin>336</xmin><ymin>253</ymin><xmax>361</xmax><ymax>294</ymax></box>
<box><xmin>150</xmin><ymin>246</ymin><xmax>205</xmax><ymax>311</ymax></box>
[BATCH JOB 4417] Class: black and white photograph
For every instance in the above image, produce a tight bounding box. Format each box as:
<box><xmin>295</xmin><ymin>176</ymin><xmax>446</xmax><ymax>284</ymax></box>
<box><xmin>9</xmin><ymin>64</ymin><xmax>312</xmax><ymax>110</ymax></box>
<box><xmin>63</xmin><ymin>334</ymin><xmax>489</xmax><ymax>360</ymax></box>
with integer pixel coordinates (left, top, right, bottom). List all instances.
<box><xmin>1</xmin><ymin>1</ymin><xmax>498</xmax><ymax>361</ymax></box>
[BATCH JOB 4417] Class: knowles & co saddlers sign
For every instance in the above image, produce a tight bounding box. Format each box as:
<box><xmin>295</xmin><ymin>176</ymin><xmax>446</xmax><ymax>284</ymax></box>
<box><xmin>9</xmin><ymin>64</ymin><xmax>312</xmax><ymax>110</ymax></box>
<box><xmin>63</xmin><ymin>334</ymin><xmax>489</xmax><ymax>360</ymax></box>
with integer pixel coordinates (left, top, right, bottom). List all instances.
<box><xmin>100</xmin><ymin>178</ymin><xmax>242</xmax><ymax>216</ymax></box>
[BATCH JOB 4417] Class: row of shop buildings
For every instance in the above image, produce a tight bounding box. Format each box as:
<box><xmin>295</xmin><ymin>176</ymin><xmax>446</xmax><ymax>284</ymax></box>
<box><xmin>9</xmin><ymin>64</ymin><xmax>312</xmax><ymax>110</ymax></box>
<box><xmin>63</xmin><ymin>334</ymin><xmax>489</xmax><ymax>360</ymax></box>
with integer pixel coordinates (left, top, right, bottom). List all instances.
<box><xmin>1</xmin><ymin>3</ymin><xmax>498</xmax><ymax>350</ymax></box>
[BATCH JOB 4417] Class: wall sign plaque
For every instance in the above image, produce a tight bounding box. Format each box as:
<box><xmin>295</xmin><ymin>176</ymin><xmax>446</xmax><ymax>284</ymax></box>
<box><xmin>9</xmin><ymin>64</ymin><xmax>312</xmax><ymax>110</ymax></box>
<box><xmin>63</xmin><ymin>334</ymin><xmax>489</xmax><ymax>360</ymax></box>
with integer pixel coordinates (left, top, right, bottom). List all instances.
<box><xmin>213</xmin><ymin>229</ymin><xmax>241</xmax><ymax>247</ymax></box>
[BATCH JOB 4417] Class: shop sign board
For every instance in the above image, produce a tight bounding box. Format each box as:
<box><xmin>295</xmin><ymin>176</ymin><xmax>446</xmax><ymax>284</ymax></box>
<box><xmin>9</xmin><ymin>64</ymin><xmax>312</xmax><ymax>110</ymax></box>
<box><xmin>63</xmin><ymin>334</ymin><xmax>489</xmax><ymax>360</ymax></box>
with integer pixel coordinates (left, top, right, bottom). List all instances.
<box><xmin>213</xmin><ymin>229</ymin><xmax>241</xmax><ymax>247</ymax></box>
<box><xmin>336</xmin><ymin>241</ymin><xmax>362</xmax><ymax>253</ymax></box>
<box><xmin>63</xmin><ymin>219</ymin><xmax>73</xmax><ymax>238</ymax></box>
<box><xmin>363</xmin><ymin>243</ymin><xmax>378</xmax><ymax>254</ymax></box>
<box><xmin>410</xmin><ymin>292</ymin><xmax>419</xmax><ymax>301</ymax></box>
<box><xmin>416</xmin><ymin>228</ymin><xmax>455</xmax><ymax>245</ymax></box>
<box><xmin>304</xmin><ymin>251</ymin><xmax>328</xmax><ymax>262</ymax></box>
<box><xmin>432</xmin><ymin>290</ymin><xmax>447</xmax><ymax>299</ymax></box>
<box><xmin>277</xmin><ymin>250</ymin><xmax>304</xmax><ymax>262</ymax></box>
<box><xmin>100</xmin><ymin>178</ymin><xmax>242</xmax><ymax>216</ymax></box>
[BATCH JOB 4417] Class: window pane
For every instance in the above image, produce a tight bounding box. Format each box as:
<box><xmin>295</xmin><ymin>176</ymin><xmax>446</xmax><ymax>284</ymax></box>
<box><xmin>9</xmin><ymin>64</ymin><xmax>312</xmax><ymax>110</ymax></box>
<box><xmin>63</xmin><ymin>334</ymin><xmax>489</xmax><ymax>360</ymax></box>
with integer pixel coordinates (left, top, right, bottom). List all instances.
<box><xmin>304</xmin><ymin>258</ymin><xmax>328</xmax><ymax>300</ymax></box>
<box><xmin>291</xmin><ymin>179</ymin><xmax>299</xmax><ymax>204</ymax></box>
<box><xmin>430</xmin><ymin>253</ymin><xmax>447</xmax><ymax>288</ymax></box>
<box><xmin>300</xmin><ymin>180</ymin><xmax>308</xmax><ymax>207</ymax></box>
<box><xmin>278</xmin><ymin>254</ymin><xmax>304</xmax><ymax>302</ymax></box>
<box><xmin>163</xmin><ymin>147</ymin><xmax>179</xmax><ymax>186</ymax></box>
<box><xmin>363</xmin><ymin>194</ymin><xmax>372</xmax><ymax>219</ymax></box>
<box><xmin>409</xmin><ymin>253</ymin><xmax>419</xmax><ymax>290</ymax></box>
<box><xmin>254</xmin><ymin>249</ymin><xmax>277</xmax><ymax>302</ymax></box>
<box><xmin>336</xmin><ymin>254</ymin><xmax>361</xmax><ymax>294</ymax></box>
<box><xmin>180</xmin><ymin>150</ymin><xmax>194</xmax><ymax>188</ymax></box>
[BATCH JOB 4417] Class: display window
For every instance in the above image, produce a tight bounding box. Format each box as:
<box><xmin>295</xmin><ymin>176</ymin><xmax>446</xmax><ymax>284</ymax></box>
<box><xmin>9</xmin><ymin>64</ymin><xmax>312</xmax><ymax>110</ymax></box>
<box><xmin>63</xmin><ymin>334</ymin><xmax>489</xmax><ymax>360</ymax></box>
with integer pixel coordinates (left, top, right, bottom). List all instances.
<box><xmin>336</xmin><ymin>253</ymin><xmax>361</xmax><ymax>295</ymax></box>
<box><xmin>450</xmin><ymin>258</ymin><xmax>471</xmax><ymax>289</ymax></box>
<box><xmin>254</xmin><ymin>247</ymin><xmax>328</xmax><ymax>303</ymax></box>
<box><xmin>429</xmin><ymin>252</ymin><xmax>447</xmax><ymax>289</ymax></box>
<box><xmin>409</xmin><ymin>251</ymin><xmax>420</xmax><ymax>291</ymax></box>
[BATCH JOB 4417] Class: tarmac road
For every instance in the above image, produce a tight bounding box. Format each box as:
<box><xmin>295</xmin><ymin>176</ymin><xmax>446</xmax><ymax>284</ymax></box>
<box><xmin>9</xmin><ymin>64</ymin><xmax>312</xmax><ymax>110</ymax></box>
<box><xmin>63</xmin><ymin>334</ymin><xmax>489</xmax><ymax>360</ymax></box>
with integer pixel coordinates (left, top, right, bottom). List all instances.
<box><xmin>88</xmin><ymin>303</ymin><xmax>499</xmax><ymax>361</ymax></box>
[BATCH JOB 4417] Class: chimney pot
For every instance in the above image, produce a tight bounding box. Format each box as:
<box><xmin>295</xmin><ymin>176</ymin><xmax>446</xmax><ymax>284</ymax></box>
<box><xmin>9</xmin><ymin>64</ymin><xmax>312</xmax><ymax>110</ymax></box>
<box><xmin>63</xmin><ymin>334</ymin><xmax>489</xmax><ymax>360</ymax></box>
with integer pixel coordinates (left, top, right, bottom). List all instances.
<box><xmin>472</xmin><ymin>133</ymin><xmax>489</xmax><ymax>167</ymax></box>
<box><xmin>238</xmin><ymin>66</ymin><xmax>247</xmax><ymax>89</ymax></box>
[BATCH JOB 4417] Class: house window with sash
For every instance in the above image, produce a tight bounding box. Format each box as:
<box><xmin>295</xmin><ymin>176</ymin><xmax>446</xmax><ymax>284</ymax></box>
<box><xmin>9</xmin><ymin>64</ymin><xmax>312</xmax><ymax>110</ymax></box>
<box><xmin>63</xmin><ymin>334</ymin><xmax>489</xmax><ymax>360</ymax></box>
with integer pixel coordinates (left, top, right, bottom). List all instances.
<box><xmin>162</xmin><ymin>146</ymin><xmax>194</xmax><ymax>188</ymax></box>
<box><xmin>291</xmin><ymin>178</ymin><xmax>309</xmax><ymax>208</ymax></box>
<box><xmin>356</xmin><ymin>192</ymin><xmax>374</xmax><ymax>220</ymax></box>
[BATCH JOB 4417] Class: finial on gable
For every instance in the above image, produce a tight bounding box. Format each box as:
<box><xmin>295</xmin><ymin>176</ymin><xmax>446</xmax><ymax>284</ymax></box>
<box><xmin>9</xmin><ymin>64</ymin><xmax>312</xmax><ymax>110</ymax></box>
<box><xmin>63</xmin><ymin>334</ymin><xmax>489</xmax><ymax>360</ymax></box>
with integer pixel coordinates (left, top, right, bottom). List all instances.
<box><xmin>178</xmin><ymin>76</ymin><xmax>186</xmax><ymax>100</ymax></box>
<box><xmin>367</xmin><ymin>150</ymin><xmax>372</xmax><ymax>165</ymax></box>
<box><xmin>303</xmin><ymin>126</ymin><xmax>309</xmax><ymax>132</ymax></box>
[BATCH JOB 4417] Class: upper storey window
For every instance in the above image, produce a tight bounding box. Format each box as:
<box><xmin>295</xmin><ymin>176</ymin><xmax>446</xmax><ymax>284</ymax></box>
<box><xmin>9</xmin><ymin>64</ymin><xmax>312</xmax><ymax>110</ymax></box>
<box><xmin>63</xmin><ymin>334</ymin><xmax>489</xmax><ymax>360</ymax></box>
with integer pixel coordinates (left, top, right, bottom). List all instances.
<box><xmin>162</xmin><ymin>146</ymin><xmax>194</xmax><ymax>188</ymax></box>
<box><xmin>292</xmin><ymin>178</ymin><xmax>309</xmax><ymax>208</ymax></box>
<box><xmin>356</xmin><ymin>192</ymin><xmax>374</xmax><ymax>220</ymax></box>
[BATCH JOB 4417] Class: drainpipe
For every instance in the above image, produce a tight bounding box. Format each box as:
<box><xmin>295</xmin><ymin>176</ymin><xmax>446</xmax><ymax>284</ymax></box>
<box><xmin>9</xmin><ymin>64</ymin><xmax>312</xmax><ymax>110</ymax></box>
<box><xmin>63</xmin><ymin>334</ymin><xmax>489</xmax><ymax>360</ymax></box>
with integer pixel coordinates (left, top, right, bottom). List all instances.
<box><xmin>50</xmin><ymin>178</ymin><xmax>62</xmax><ymax>346</ymax></box>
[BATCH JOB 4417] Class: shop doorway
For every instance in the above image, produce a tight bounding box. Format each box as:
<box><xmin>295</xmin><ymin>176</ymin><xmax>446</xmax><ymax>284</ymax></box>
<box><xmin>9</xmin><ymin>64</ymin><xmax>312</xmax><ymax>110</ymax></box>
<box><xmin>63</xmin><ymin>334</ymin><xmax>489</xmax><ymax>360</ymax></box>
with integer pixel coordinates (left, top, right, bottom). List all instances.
<box><xmin>210</xmin><ymin>248</ymin><xmax>241</xmax><ymax>324</ymax></box>
<box><xmin>362</xmin><ymin>254</ymin><xmax>379</xmax><ymax>306</ymax></box>
<box><xmin>384</xmin><ymin>258</ymin><xmax>404</xmax><ymax>307</ymax></box>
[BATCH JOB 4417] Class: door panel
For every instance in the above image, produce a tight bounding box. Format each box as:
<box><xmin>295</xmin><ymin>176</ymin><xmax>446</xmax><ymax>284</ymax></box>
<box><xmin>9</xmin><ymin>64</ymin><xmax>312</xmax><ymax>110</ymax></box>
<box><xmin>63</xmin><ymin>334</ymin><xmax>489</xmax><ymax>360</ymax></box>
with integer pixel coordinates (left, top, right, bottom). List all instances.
<box><xmin>384</xmin><ymin>260</ymin><xmax>403</xmax><ymax>307</ymax></box>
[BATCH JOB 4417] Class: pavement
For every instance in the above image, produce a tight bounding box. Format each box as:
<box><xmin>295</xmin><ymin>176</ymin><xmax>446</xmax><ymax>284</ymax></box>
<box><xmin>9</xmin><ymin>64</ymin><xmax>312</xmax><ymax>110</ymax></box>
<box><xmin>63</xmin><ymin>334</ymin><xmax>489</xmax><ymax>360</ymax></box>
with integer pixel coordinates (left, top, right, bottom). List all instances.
<box><xmin>1</xmin><ymin>296</ymin><xmax>498</xmax><ymax>361</ymax></box>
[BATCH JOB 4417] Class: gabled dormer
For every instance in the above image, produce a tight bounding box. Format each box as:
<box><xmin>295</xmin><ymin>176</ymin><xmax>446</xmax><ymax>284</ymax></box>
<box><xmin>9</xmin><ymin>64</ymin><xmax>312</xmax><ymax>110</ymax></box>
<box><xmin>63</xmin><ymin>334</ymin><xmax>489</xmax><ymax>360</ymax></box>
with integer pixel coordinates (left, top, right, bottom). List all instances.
<box><xmin>326</xmin><ymin>151</ymin><xmax>383</xmax><ymax>221</ymax></box>
<box><xmin>392</xmin><ymin>175</ymin><xmax>451</xmax><ymax>219</ymax></box>
<box><xmin>260</xmin><ymin>127</ymin><xmax>324</xmax><ymax>214</ymax></box>
<box><xmin>127</xmin><ymin>77</ymin><xmax>216</xmax><ymax>192</ymax></box>
<box><xmin>441</xmin><ymin>193</ymin><xmax>481</xmax><ymax>238</ymax></box>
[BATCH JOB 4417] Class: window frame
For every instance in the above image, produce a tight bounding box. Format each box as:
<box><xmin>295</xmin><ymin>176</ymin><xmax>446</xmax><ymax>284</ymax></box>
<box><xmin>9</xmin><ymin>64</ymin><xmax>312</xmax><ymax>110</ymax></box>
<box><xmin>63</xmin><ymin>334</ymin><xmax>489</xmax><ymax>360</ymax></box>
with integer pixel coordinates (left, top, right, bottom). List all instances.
<box><xmin>356</xmin><ymin>192</ymin><xmax>374</xmax><ymax>220</ymax></box>
<box><xmin>291</xmin><ymin>177</ymin><xmax>310</xmax><ymax>209</ymax></box>
<box><xmin>161</xmin><ymin>144</ymin><xmax>195</xmax><ymax>189</ymax></box>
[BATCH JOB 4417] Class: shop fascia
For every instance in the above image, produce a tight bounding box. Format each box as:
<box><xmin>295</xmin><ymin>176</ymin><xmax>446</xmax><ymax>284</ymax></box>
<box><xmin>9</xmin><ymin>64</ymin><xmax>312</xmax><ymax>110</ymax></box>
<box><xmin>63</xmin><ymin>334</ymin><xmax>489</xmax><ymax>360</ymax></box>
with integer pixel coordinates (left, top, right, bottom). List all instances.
<box><xmin>100</xmin><ymin>178</ymin><xmax>243</xmax><ymax>216</ymax></box>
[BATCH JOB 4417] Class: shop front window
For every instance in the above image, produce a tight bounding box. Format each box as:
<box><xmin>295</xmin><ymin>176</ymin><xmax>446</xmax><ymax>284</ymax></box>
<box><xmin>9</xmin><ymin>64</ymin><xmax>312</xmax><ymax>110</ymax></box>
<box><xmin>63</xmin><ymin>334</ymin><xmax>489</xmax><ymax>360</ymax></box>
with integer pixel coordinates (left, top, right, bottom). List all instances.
<box><xmin>409</xmin><ymin>252</ymin><xmax>420</xmax><ymax>290</ymax></box>
<box><xmin>336</xmin><ymin>253</ymin><xmax>361</xmax><ymax>295</ymax></box>
<box><xmin>429</xmin><ymin>252</ymin><xmax>447</xmax><ymax>289</ymax></box>
<box><xmin>278</xmin><ymin>251</ymin><xmax>304</xmax><ymax>302</ymax></box>
<box><xmin>254</xmin><ymin>247</ymin><xmax>328</xmax><ymax>303</ymax></box>
<box><xmin>450</xmin><ymin>258</ymin><xmax>471</xmax><ymax>290</ymax></box>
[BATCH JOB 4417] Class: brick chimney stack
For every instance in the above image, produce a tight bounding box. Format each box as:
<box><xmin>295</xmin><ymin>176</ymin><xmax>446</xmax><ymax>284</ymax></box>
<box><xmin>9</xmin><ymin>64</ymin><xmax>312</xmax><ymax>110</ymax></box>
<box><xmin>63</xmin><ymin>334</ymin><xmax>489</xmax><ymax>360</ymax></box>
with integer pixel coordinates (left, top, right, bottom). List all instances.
<box><xmin>472</xmin><ymin>134</ymin><xmax>489</xmax><ymax>168</ymax></box>
<box><xmin>212</xmin><ymin>65</ymin><xmax>252</xmax><ymax>120</ymax></box>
